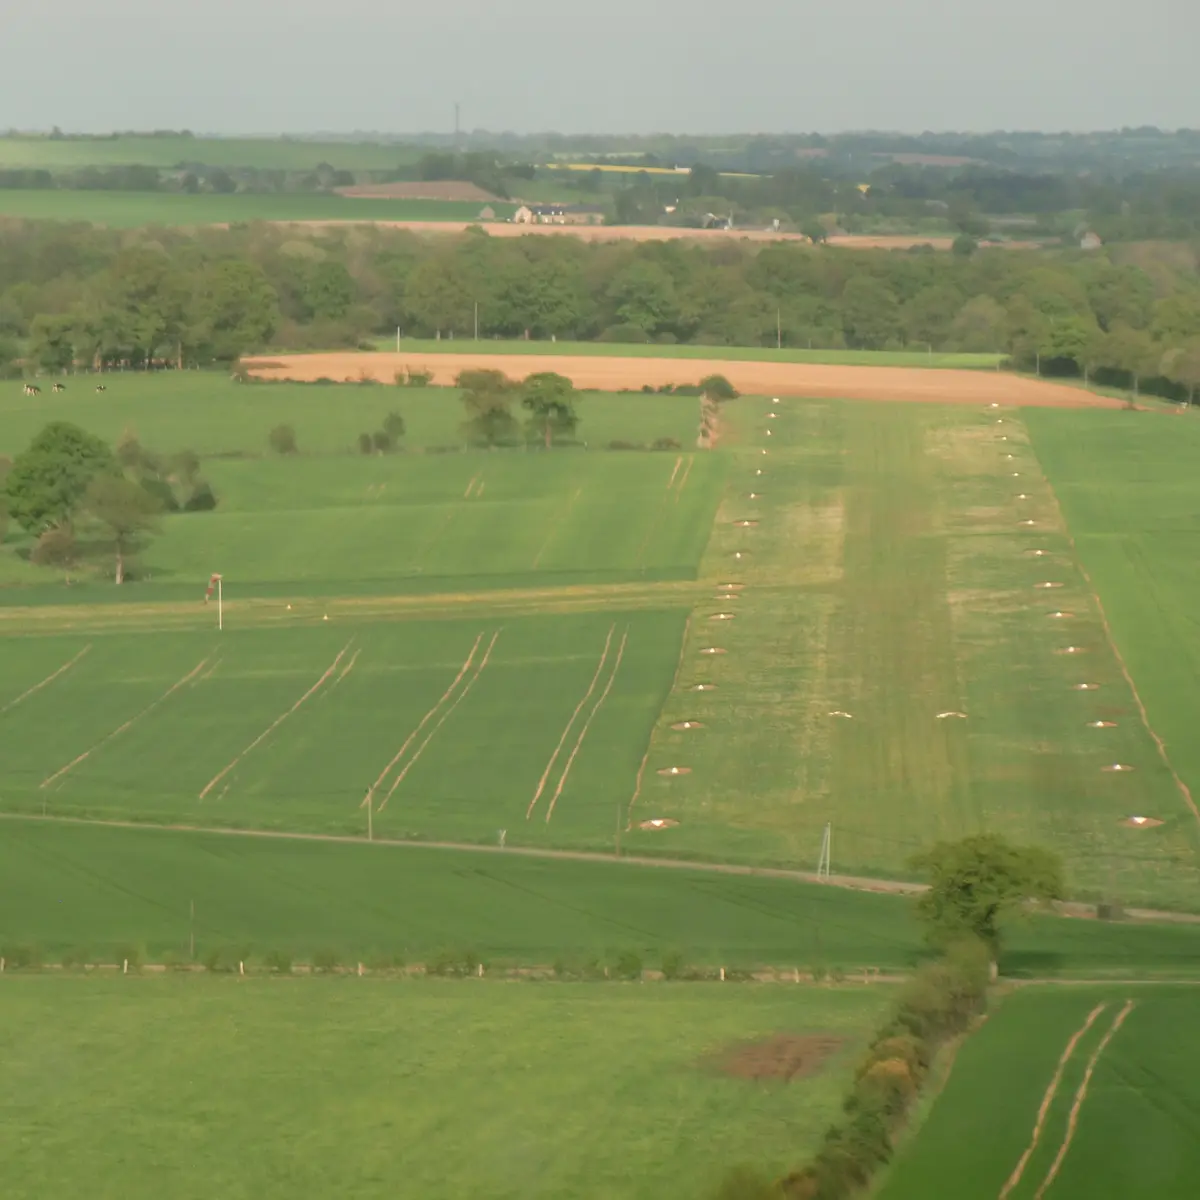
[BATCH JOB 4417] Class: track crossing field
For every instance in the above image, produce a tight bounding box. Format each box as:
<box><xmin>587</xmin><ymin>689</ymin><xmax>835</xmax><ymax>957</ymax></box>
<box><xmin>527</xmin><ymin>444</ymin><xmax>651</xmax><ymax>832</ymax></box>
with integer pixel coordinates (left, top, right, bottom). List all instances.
<box><xmin>878</xmin><ymin>985</ymin><xmax>1200</xmax><ymax>1199</ymax></box>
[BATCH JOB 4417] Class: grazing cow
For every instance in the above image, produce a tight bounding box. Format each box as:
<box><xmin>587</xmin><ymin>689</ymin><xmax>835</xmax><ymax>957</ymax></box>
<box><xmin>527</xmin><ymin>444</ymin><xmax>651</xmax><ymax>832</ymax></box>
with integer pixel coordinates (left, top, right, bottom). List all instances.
<box><xmin>52</xmin><ymin>382</ymin><xmax>66</xmax><ymax>393</ymax></box>
<box><xmin>23</xmin><ymin>384</ymin><xmax>41</xmax><ymax>396</ymax></box>
<box><xmin>95</xmin><ymin>384</ymin><xmax>107</xmax><ymax>393</ymax></box>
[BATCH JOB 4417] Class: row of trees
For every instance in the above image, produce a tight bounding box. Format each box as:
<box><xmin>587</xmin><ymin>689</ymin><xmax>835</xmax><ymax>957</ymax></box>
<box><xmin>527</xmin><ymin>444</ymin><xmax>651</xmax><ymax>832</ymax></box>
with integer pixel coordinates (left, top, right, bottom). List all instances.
<box><xmin>0</xmin><ymin>220</ymin><xmax>1197</xmax><ymax>395</ymax></box>
<box><xmin>2</xmin><ymin>422</ymin><xmax>215</xmax><ymax>584</ymax></box>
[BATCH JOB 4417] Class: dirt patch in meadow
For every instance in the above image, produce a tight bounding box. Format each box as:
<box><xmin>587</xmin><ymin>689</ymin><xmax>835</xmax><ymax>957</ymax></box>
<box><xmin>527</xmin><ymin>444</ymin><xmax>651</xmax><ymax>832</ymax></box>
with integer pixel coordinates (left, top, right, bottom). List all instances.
<box><xmin>243</xmin><ymin>352</ymin><xmax>1121</xmax><ymax>409</ymax></box>
<box><xmin>708</xmin><ymin>1034</ymin><xmax>846</xmax><ymax>1082</ymax></box>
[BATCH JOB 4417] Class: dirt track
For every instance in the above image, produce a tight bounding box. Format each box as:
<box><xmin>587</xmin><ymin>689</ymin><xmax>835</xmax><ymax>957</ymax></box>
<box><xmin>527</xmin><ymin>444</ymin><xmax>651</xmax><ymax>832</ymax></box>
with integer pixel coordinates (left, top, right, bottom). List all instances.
<box><xmin>244</xmin><ymin>352</ymin><xmax>1119</xmax><ymax>408</ymax></box>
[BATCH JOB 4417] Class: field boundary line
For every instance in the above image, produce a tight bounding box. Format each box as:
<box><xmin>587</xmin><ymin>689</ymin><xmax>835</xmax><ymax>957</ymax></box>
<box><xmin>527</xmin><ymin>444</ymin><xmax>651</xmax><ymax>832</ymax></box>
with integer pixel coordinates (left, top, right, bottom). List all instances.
<box><xmin>629</xmin><ymin>612</ymin><xmax>693</xmax><ymax>824</ymax></box>
<box><xmin>1033</xmin><ymin>1000</ymin><xmax>1136</xmax><ymax>1199</ymax></box>
<box><xmin>531</xmin><ymin>486</ymin><xmax>584</xmax><ymax>570</ymax></box>
<box><xmin>1038</xmin><ymin>469</ymin><xmax>1200</xmax><ymax>826</ymax></box>
<box><xmin>998</xmin><ymin>1003</ymin><xmax>1108</xmax><ymax>1199</ymax></box>
<box><xmin>0</xmin><ymin>646</ymin><xmax>91</xmax><ymax>715</ymax></box>
<box><xmin>8</xmin><ymin>807</ymin><xmax>1200</xmax><ymax>925</ymax></box>
<box><xmin>545</xmin><ymin>629</ymin><xmax>629</xmax><ymax>822</ymax></box>
<box><xmin>199</xmin><ymin>643</ymin><xmax>351</xmax><ymax>800</ymax></box>
<box><xmin>378</xmin><ymin>630</ymin><xmax>501</xmax><ymax>811</ymax></box>
<box><xmin>40</xmin><ymin>657</ymin><xmax>211</xmax><ymax>790</ymax></box>
<box><xmin>364</xmin><ymin>633</ymin><xmax>484</xmax><ymax>807</ymax></box>
<box><xmin>526</xmin><ymin>624</ymin><xmax>616</xmax><ymax>819</ymax></box>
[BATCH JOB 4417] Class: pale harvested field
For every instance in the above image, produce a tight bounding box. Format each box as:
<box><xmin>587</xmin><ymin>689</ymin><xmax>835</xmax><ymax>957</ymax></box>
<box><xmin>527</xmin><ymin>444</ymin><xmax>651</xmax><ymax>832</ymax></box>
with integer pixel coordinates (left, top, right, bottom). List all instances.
<box><xmin>269</xmin><ymin>219</ymin><xmax>1036</xmax><ymax>250</ymax></box>
<box><xmin>244</xmin><ymin>352</ymin><xmax>1120</xmax><ymax>408</ymax></box>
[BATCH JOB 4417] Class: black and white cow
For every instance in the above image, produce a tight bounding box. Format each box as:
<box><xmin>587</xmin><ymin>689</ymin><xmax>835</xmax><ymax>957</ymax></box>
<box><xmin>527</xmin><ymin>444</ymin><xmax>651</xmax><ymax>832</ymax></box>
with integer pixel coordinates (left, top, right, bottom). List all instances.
<box><xmin>95</xmin><ymin>384</ymin><xmax>107</xmax><ymax>393</ymax></box>
<box><xmin>52</xmin><ymin>382</ymin><xmax>66</xmax><ymax>393</ymax></box>
<box><xmin>23</xmin><ymin>383</ymin><xmax>40</xmax><ymax>396</ymax></box>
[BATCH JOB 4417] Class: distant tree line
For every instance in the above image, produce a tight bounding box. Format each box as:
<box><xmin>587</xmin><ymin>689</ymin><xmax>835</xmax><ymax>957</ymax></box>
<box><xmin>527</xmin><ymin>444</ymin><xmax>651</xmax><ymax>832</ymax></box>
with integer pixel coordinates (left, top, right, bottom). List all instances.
<box><xmin>1</xmin><ymin>220</ymin><xmax>1198</xmax><ymax>400</ymax></box>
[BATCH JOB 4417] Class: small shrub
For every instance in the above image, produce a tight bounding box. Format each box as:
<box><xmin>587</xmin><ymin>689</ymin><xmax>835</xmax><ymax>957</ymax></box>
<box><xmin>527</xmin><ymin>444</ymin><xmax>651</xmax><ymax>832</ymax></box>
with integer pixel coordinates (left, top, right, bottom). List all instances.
<box><xmin>366</xmin><ymin>950</ymin><xmax>406</xmax><ymax>971</ymax></box>
<box><xmin>382</xmin><ymin>411</ymin><xmax>406</xmax><ymax>440</ymax></box>
<box><xmin>264</xmin><ymin>949</ymin><xmax>293</xmax><ymax>975</ymax></box>
<box><xmin>613</xmin><ymin>949</ymin><xmax>643</xmax><ymax>981</ymax></box>
<box><xmin>371</xmin><ymin>429</ymin><xmax>394</xmax><ymax>454</ymax></box>
<box><xmin>607</xmin><ymin>439</ymin><xmax>642</xmax><ymax>451</ymax></box>
<box><xmin>655</xmin><ymin>331</ymin><xmax>679</xmax><ymax>345</ymax></box>
<box><xmin>312</xmin><ymin>947</ymin><xmax>341</xmax><ymax>974</ymax></box>
<box><xmin>2</xmin><ymin>944</ymin><xmax>41</xmax><ymax>969</ymax></box>
<box><xmin>116</xmin><ymin>943</ymin><xmax>145</xmax><ymax>971</ymax></box>
<box><xmin>651</xmin><ymin>436</ymin><xmax>682</xmax><ymax>451</ymax></box>
<box><xmin>203</xmin><ymin>946</ymin><xmax>240</xmax><ymax>974</ymax></box>
<box><xmin>268</xmin><ymin>423</ymin><xmax>298</xmax><ymax>455</ymax></box>
<box><xmin>183</xmin><ymin>482</ymin><xmax>218</xmax><ymax>512</ymax></box>
<box><xmin>700</xmin><ymin>373</ymin><xmax>739</xmax><ymax>402</ymax></box>
<box><xmin>357</xmin><ymin>432</ymin><xmax>373</xmax><ymax>455</ymax></box>
<box><xmin>660</xmin><ymin>949</ymin><xmax>686</xmax><ymax>980</ymax></box>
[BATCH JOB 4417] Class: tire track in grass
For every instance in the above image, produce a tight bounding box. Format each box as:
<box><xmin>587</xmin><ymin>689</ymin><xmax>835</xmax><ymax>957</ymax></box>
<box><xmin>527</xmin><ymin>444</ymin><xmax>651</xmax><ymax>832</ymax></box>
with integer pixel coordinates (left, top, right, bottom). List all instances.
<box><xmin>0</xmin><ymin>646</ymin><xmax>91</xmax><ymax>715</ymax></box>
<box><xmin>378</xmin><ymin>630</ymin><xmax>501</xmax><ymax>811</ymax></box>
<box><xmin>199</xmin><ymin>642</ymin><xmax>352</xmax><ymax>800</ymax></box>
<box><xmin>546</xmin><ymin>629</ymin><xmax>629</xmax><ymax>822</ymax></box>
<box><xmin>526</xmin><ymin>624</ymin><xmax>616</xmax><ymax>819</ymax></box>
<box><xmin>531</xmin><ymin>486</ymin><xmax>584</xmax><ymax>570</ymax></box>
<box><xmin>1033</xmin><ymin>1000</ymin><xmax>1137</xmax><ymax>1199</ymax></box>
<box><xmin>363</xmin><ymin>633</ymin><xmax>484</xmax><ymax>809</ymax></box>
<box><xmin>674</xmin><ymin>455</ymin><xmax>695</xmax><ymax>502</ymax></box>
<box><xmin>998</xmin><ymin>1003</ymin><xmax>1108</xmax><ymax>1199</ymax></box>
<box><xmin>666</xmin><ymin>455</ymin><xmax>683</xmax><ymax>489</ymax></box>
<box><xmin>41</xmin><ymin>656</ymin><xmax>211</xmax><ymax>790</ymax></box>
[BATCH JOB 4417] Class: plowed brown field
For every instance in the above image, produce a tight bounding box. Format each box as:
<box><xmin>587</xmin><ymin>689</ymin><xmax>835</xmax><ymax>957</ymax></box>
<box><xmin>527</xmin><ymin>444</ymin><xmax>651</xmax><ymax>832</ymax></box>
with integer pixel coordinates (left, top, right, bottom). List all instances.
<box><xmin>244</xmin><ymin>352</ymin><xmax>1118</xmax><ymax>408</ymax></box>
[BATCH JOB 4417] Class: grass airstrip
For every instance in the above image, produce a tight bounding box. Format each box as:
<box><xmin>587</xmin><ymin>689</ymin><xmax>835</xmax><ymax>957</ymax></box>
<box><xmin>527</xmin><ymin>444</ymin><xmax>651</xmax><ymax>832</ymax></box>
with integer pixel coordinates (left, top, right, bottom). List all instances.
<box><xmin>3</xmin><ymin>362</ymin><xmax>1200</xmax><ymax>1197</ymax></box>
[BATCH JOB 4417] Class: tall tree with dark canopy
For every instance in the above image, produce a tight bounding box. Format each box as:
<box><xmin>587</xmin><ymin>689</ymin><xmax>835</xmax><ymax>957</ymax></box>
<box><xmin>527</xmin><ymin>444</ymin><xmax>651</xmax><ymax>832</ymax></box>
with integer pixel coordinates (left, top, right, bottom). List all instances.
<box><xmin>910</xmin><ymin>834</ymin><xmax>1064</xmax><ymax>977</ymax></box>
<box><xmin>458</xmin><ymin>368</ymin><xmax>518</xmax><ymax>447</ymax></box>
<box><xmin>521</xmin><ymin>372</ymin><xmax>579</xmax><ymax>448</ymax></box>
<box><xmin>85</xmin><ymin>474</ymin><xmax>162</xmax><ymax>585</ymax></box>
<box><xmin>5</xmin><ymin>422</ymin><xmax>117</xmax><ymax>533</ymax></box>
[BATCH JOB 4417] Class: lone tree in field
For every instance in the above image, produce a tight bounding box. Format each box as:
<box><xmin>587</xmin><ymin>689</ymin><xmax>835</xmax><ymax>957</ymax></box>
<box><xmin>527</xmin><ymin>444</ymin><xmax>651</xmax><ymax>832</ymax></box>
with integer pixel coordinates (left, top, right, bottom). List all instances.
<box><xmin>909</xmin><ymin>834</ymin><xmax>1064</xmax><ymax>978</ymax></box>
<box><xmin>382</xmin><ymin>411</ymin><xmax>407</xmax><ymax>442</ymax></box>
<box><xmin>85</xmin><ymin>474</ymin><xmax>162</xmax><ymax>585</ymax></box>
<box><xmin>268</xmin><ymin>423</ymin><xmax>298</xmax><ymax>455</ymax></box>
<box><xmin>699</xmin><ymin>374</ymin><xmax>739</xmax><ymax>402</ymax></box>
<box><xmin>458</xmin><ymin>368</ymin><xmax>518</xmax><ymax>447</ymax></box>
<box><xmin>5</xmin><ymin>421</ymin><xmax>116</xmax><ymax>533</ymax></box>
<box><xmin>521</xmin><ymin>372</ymin><xmax>579</xmax><ymax>448</ymax></box>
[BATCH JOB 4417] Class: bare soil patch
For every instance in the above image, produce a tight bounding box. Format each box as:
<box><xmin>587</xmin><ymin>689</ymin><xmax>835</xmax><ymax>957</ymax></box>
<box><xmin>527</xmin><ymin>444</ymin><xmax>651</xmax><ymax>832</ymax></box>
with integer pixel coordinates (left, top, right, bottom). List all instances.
<box><xmin>244</xmin><ymin>353</ymin><xmax>1120</xmax><ymax>409</ymax></box>
<box><xmin>708</xmin><ymin>1034</ymin><xmax>846</xmax><ymax>1082</ymax></box>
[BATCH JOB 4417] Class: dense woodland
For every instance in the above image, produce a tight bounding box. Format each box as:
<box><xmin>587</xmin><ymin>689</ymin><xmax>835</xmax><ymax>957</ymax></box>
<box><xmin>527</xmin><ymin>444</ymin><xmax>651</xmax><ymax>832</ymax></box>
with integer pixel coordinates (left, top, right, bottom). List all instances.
<box><xmin>1</xmin><ymin>220</ymin><xmax>1198</xmax><ymax>399</ymax></box>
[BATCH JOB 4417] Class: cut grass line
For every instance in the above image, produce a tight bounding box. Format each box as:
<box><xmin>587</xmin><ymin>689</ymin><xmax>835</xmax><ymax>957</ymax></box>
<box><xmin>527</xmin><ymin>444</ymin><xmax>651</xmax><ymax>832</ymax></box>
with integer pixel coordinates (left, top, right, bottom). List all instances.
<box><xmin>998</xmin><ymin>1003</ymin><xmax>1108</xmax><ymax>1199</ymax></box>
<box><xmin>531</xmin><ymin>486</ymin><xmax>584</xmax><ymax>570</ymax></box>
<box><xmin>199</xmin><ymin>643</ymin><xmax>352</xmax><ymax>800</ymax></box>
<box><xmin>526</xmin><ymin>624</ymin><xmax>617</xmax><ymax>820</ymax></box>
<box><xmin>1033</xmin><ymin>1000</ymin><xmax>1137</xmax><ymax>1199</ymax></box>
<box><xmin>629</xmin><ymin>613</ymin><xmax>693</xmax><ymax>824</ymax></box>
<box><xmin>463</xmin><ymin>473</ymin><xmax>480</xmax><ymax>499</ymax></box>
<box><xmin>546</xmin><ymin>629</ymin><xmax>629</xmax><ymax>823</ymax></box>
<box><xmin>379</xmin><ymin>630</ymin><xmax>501</xmax><ymax>812</ymax></box>
<box><xmin>0</xmin><ymin>646</ymin><xmax>91</xmax><ymax>715</ymax></box>
<box><xmin>41</xmin><ymin>657</ymin><xmax>210</xmax><ymax>790</ymax></box>
<box><xmin>364</xmin><ymin>633</ymin><xmax>484</xmax><ymax>807</ymax></box>
<box><xmin>674</xmin><ymin>455</ymin><xmax>696</xmax><ymax>502</ymax></box>
<box><xmin>667</xmin><ymin>455</ymin><xmax>683</xmax><ymax>489</ymax></box>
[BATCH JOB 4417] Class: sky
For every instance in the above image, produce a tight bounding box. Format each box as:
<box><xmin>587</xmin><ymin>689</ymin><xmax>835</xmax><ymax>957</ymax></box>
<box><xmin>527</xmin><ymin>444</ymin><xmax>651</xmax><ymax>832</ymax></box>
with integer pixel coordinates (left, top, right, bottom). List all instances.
<box><xmin>3</xmin><ymin>0</ymin><xmax>1197</xmax><ymax>136</ymax></box>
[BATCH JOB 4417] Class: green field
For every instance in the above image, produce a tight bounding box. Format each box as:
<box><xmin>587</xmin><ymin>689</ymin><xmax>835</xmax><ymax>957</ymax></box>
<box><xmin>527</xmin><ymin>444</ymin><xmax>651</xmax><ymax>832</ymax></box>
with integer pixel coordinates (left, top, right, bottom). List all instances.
<box><xmin>379</xmin><ymin>338</ymin><xmax>1005</xmax><ymax>370</ymax></box>
<box><xmin>0</xmin><ymin>190</ymin><xmax>512</xmax><ymax>227</ymax></box>
<box><xmin>0</xmin><ymin>135</ymin><xmax>422</xmax><ymax>171</ymax></box>
<box><xmin>878</xmin><ymin>985</ymin><xmax>1200</xmax><ymax>1199</ymax></box>
<box><xmin>1026</xmin><ymin>409</ymin><xmax>1200</xmax><ymax>837</ymax></box>
<box><xmin>2</xmin><ymin>376</ymin><xmax>1199</xmax><ymax>907</ymax></box>
<box><xmin>0</xmin><ymin>976</ymin><xmax>892</xmax><ymax>1200</ymax></box>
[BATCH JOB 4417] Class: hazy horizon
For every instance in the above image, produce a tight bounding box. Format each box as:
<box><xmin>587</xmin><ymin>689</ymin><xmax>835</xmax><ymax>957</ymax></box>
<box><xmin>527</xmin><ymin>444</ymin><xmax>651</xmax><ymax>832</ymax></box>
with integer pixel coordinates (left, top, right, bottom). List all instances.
<box><xmin>4</xmin><ymin>0</ymin><xmax>1197</xmax><ymax>136</ymax></box>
